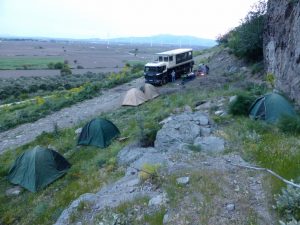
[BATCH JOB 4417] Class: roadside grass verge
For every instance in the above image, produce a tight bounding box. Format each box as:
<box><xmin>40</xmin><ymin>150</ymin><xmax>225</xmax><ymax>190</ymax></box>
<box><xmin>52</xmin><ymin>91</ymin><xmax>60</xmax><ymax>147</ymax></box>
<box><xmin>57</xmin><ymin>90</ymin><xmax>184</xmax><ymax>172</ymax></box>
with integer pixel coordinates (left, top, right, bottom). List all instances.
<box><xmin>0</xmin><ymin>57</ymin><xmax>63</xmax><ymax>70</ymax></box>
<box><xmin>0</xmin><ymin>85</ymin><xmax>225</xmax><ymax>225</ymax></box>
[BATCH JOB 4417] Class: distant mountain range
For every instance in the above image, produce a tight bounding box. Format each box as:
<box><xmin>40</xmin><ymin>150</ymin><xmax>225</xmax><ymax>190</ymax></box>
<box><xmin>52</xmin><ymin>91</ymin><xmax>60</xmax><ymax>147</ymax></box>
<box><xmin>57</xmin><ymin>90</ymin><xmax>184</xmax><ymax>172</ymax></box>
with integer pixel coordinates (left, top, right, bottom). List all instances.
<box><xmin>103</xmin><ymin>34</ymin><xmax>217</xmax><ymax>47</ymax></box>
<box><xmin>0</xmin><ymin>34</ymin><xmax>217</xmax><ymax>47</ymax></box>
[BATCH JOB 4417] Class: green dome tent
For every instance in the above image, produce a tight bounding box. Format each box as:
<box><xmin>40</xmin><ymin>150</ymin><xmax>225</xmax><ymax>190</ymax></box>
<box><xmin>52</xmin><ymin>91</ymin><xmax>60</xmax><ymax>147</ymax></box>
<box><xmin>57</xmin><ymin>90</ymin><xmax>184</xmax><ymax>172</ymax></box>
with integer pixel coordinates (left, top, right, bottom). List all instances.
<box><xmin>8</xmin><ymin>146</ymin><xmax>71</xmax><ymax>192</ymax></box>
<box><xmin>77</xmin><ymin>118</ymin><xmax>120</xmax><ymax>148</ymax></box>
<box><xmin>249</xmin><ymin>93</ymin><xmax>296</xmax><ymax>123</ymax></box>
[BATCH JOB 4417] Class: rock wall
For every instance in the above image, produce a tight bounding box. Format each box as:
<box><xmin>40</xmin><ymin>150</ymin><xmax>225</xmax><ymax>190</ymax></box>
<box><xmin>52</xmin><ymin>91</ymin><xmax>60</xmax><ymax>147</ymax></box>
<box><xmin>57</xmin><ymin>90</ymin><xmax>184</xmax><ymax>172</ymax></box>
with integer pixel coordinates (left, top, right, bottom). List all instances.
<box><xmin>264</xmin><ymin>0</ymin><xmax>300</xmax><ymax>103</ymax></box>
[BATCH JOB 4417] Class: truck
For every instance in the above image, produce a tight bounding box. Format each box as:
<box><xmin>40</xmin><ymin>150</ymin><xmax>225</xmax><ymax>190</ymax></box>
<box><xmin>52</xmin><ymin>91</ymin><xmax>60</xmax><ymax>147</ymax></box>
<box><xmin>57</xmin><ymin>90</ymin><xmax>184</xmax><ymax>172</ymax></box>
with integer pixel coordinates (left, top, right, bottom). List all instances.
<box><xmin>144</xmin><ymin>48</ymin><xmax>194</xmax><ymax>85</ymax></box>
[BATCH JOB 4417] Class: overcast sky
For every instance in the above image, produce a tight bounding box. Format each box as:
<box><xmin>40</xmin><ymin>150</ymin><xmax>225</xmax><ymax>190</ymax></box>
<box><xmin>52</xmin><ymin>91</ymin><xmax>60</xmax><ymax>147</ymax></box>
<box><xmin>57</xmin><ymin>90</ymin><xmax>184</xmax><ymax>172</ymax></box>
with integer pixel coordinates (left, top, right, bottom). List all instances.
<box><xmin>0</xmin><ymin>0</ymin><xmax>259</xmax><ymax>40</ymax></box>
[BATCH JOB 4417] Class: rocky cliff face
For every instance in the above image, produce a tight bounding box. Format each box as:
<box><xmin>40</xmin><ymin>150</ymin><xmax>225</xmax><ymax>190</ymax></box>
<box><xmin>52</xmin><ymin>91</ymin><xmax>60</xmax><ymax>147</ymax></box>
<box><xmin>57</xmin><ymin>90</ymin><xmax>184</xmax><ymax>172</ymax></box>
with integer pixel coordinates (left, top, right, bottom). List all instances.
<box><xmin>264</xmin><ymin>0</ymin><xmax>300</xmax><ymax>103</ymax></box>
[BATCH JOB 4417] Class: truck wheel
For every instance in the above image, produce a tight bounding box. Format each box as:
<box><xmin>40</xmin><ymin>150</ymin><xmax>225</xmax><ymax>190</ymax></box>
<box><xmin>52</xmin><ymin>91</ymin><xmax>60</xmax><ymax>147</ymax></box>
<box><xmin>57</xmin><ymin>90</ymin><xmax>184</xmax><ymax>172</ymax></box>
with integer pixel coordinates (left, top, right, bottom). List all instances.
<box><xmin>162</xmin><ymin>77</ymin><xmax>167</xmax><ymax>84</ymax></box>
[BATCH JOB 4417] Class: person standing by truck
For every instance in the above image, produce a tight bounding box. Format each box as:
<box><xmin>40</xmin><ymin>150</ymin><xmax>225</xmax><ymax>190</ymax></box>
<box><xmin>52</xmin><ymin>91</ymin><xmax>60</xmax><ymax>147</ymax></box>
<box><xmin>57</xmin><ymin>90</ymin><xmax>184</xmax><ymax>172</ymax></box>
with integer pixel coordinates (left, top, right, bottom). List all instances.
<box><xmin>171</xmin><ymin>70</ymin><xmax>176</xmax><ymax>82</ymax></box>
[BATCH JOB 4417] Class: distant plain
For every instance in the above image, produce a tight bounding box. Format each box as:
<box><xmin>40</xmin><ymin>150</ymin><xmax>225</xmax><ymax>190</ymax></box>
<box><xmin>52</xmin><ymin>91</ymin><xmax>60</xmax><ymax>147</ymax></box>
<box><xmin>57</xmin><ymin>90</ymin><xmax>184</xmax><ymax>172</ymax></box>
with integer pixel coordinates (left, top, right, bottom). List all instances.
<box><xmin>0</xmin><ymin>40</ymin><xmax>204</xmax><ymax>78</ymax></box>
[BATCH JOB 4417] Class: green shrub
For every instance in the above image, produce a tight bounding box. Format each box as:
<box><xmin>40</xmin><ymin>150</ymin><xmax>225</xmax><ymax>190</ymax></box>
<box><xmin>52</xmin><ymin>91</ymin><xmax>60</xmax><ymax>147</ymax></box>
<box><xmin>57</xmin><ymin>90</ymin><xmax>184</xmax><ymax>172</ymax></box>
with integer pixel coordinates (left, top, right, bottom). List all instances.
<box><xmin>228</xmin><ymin>92</ymin><xmax>256</xmax><ymax>116</ymax></box>
<box><xmin>47</xmin><ymin>62</ymin><xmax>55</xmax><ymax>69</ymax></box>
<box><xmin>275</xmin><ymin>185</ymin><xmax>300</xmax><ymax>221</ymax></box>
<box><xmin>279</xmin><ymin>218</ymin><xmax>300</xmax><ymax>225</ymax></box>
<box><xmin>54</xmin><ymin>62</ymin><xmax>64</xmax><ymax>69</ymax></box>
<box><xmin>130</xmin><ymin>63</ymin><xmax>144</xmax><ymax>74</ymax></box>
<box><xmin>266</xmin><ymin>73</ymin><xmax>275</xmax><ymax>88</ymax></box>
<box><xmin>139</xmin><ymin>163</ymin><xmax>160</xmax><ymax>182</ymax></box>
<box><xmin>60</xmin><ymin>64</ymin><xmax>72</xmax><ymax>76</ymax></box>
<box><xmin>220</xmin><ymin>0</ymin><xmax>267</xmax><ymax>62</ymax></box>
<box><xmin>278</xmin><ymin>115</ymin><xmax>300</xmax><ymax>135</ymax></box>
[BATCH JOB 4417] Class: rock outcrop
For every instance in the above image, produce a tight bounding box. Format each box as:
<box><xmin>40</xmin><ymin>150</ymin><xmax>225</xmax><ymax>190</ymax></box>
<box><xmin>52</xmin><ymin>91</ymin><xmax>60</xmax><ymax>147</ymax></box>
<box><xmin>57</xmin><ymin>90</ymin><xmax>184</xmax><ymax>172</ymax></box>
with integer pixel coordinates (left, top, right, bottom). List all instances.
<box><xmin>54</xmin><ymin>110</ymin><xmax>274</xmax><ymax>225</ymax></box>
<box><xmin>264</xmin><ymin>0</ymin><xmax>300</xmax><ymax>104</ymax></box>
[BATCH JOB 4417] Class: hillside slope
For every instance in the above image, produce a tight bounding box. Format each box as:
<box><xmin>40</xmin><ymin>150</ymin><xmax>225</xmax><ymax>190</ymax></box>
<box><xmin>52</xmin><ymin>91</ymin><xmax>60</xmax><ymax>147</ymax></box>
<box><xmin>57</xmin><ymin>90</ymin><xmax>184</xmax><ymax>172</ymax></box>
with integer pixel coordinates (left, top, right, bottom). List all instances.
<box><xmin>53</xmin><ymin>48</ymin><xmax>277</xmax><ymax>225</ymax></box>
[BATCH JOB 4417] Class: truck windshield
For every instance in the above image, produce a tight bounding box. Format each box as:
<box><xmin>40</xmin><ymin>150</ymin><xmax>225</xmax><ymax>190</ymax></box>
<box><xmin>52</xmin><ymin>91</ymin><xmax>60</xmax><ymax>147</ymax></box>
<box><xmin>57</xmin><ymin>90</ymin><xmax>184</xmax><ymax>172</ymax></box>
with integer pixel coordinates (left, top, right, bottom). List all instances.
<box><xmin>145</xmin><ymin>66</ymin><xmax>164</xmax><ymax>73</ymax></box>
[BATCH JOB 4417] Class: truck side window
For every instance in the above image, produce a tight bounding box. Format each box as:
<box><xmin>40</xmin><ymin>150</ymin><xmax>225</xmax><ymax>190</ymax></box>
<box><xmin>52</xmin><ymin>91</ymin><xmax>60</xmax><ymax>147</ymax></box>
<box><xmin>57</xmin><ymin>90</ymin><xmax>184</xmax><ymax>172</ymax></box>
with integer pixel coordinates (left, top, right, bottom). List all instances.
<box><xmin>164</xmin><ymin>57</ymin><xmax>168</xmax><ymax>62</ymax></box>
<box><xmin>159</xmin><ymin>56</ymin><xmax>163</xmax><ymax>62</ymax></box>
<box><xmin>169</xmin><ymin>56</ymin><xmax>173</xmax><ymax>61</ymax></box>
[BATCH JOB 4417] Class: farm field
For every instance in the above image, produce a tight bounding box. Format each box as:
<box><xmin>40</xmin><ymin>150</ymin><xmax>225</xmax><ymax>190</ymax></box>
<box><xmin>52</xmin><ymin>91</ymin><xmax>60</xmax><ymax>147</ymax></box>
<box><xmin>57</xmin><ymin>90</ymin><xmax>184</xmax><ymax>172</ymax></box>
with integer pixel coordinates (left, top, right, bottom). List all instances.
<box><xmin>0</xmin><ymin>40</ymin><xmax>203</xmax><ymax>78</ymax></box>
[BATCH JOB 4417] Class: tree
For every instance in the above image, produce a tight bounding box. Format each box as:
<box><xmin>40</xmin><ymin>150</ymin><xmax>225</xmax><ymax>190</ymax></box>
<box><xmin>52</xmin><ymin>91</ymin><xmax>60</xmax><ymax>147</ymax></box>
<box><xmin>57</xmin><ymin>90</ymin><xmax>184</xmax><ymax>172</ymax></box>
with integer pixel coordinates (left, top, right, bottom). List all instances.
<box><xmin>218</xmin><ymin>0</ymin><xmax>267</xmax><ymax>62</ymax></box>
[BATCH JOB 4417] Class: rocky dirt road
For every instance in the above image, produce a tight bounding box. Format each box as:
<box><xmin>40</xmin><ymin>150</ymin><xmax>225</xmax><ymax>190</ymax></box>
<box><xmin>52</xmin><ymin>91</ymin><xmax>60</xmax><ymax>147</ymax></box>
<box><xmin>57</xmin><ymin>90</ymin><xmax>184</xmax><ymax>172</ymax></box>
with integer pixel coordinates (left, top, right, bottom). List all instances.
<box><xmin>0</xmin><ymin>78</ymin><xmax>147</xmax><ymax>154</ymax></box>
<box><xmin>0</xmin><ymin>77</ymin><xmax>186</xmax><ymax>154</ymax></box>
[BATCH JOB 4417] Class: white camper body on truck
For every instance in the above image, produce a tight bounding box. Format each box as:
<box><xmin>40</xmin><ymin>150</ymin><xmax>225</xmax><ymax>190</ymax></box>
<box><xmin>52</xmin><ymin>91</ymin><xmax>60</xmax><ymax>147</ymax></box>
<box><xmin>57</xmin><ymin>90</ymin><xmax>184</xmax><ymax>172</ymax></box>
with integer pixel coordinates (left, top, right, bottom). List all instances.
<box><xmin>144</xmin><ymin>48</ymin><xmax>194</xmax><ymax>85</ymax></box>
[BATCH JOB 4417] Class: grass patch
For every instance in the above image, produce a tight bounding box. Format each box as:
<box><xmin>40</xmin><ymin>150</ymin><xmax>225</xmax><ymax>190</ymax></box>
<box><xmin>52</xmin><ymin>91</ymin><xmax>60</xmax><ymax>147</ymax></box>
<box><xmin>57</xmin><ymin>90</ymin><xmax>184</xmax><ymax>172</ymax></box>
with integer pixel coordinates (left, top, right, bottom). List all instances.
<box><xmin>278</xmin><ymin>115</ymin><xmax>300</xmax><ymax>135</ymax></box>
<box><xmin>0</xmin><ymin>57</ymin><xmax>63</xmax><ymax>70</ymax></box>
<box><xmin>0</xmin><ymin>85</ymin><xmax>228</xmax><ymax>225</ymax></box>
<box><xmin>139</xmin><ymin>163</ymin><xmax>161</xmax><ymax>183</ymax></box>
<box><xmin>93</xmin><ymin>197</ymin><xmax>165</xmax><ymax>225</ymax></box>
<box><xmin>228</xmin><ymin>92</ymin><xmax>256</xmax><ymax>116</ymax></box>
<box><xmin>1</xmin><ymin>67</ymin><xmax>294</xmax><ymax>224</ymax></box>
<box><xmin>223</xmin><ymin>117</ymin><xmax>300</xmax><ymax>193</ymax></box>
<box><xmin>144</xmin><ymin>208</ymin><xmax>166</xmax><ymax>225</ymax></box>
<box><xmin>164</xmin><ymin>170</ymin><xmax>222</xmax><ymax>224</ymax></box>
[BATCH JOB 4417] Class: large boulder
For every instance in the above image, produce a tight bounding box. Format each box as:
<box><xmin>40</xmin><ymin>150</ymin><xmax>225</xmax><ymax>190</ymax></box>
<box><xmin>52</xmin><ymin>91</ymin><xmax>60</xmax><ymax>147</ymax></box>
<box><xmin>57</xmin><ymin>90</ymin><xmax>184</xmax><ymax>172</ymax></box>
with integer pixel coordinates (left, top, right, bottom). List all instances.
<box><xmin>154</xmin><ymin>112</ymin><xmax>210</xmax><ymax>151</ymax></box>
<box><xmin>194</xmin><ymin>136</ymin><xmax>225</xmax><ymax>153</ymax></box>
<box><xmin>264</xmin><ymin>0</ymin><xmax>300</xmax><ymax>104</ymax></box>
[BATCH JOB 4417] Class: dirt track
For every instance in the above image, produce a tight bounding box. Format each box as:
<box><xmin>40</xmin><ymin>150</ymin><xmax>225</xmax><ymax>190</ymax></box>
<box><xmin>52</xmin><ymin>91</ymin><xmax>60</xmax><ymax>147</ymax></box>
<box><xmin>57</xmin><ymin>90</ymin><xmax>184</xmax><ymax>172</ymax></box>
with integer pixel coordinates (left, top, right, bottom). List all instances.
<box><xmin>0</xmin><ymin>77</ymin><xmax>187</xmax><ymax>154</ymax></box>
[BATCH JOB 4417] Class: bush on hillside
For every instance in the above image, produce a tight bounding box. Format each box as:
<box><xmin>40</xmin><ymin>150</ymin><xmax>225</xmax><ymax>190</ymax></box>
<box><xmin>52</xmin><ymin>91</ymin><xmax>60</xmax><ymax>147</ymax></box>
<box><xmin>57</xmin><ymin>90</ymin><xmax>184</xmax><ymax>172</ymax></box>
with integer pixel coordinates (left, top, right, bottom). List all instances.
<box><xmin>60</xmin><ymin>64</ymin><xmax>72</xmax><ymax>76</ymax></box>
<box><xmin>276</xmin><ymin>185</ymin><xmax>300</xmax><ymax>221</ymax></box>
<box><xmin>130</xmin><ymin>63</ymin><xmax>144</xmax><ymax>74</ymax></box>
<box><xmin>217</xmin><ymin>0</ymin><xmax>267</xmax><ymax>62</ymax></box>
<box><xmin>277</xmin><ymin>115</ymin><xmax>300</xmax><ymax>135</ymax></box>
<box><xmin>54</xmin><ymin>62</ymin><xmax>64</xmax><ymax>70</ymax></box>
<box><xmin>229</xmin><ymin>92</ymin><xmax>256</xmax><ymax>116</ymax></box>
<box><xmin>279</xmin><ymin>218</ymin><xmax>300</xmax><ymax>225</ymax></box>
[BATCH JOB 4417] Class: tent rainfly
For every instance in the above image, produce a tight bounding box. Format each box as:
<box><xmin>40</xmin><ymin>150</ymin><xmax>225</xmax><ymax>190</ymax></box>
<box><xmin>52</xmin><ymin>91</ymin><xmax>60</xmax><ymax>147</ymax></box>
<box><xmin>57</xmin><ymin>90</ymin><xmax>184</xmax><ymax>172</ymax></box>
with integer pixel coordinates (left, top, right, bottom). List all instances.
<box><xmin>77</xmin><ymin>118</ymin><xmax>120</xmax><ymax>148</ymax></box>
<box><xmin>8</xmin><ymin>146</ymin><xmax>71</xmax><ymax>192</ymax></box>
<box><xmin>122</xmin><ymin>88</ymin><xmax>147</xmax><ymax>106</ymax></box>
<box><xmin>143</xmin><ymin>83</ymin><xmax>159</xmax><ymax>100</ymax></box>
<box><xmin>249</xmin><ymin>92</ymin><xmax>296</xmax><ymax>123</ymax></box>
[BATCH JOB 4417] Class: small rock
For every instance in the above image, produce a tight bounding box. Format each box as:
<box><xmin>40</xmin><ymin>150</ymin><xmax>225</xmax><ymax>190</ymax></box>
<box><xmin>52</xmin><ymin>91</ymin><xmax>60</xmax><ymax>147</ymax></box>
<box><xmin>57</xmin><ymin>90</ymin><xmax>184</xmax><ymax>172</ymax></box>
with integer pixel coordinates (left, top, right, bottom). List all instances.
<box><xmin>163</xmin><ymin>214</ymin><xmax>169</xmax><ymax>224</ymax></box>
<box><xmin>173</xmin><ymin>108</ymin><xmax>181</xmax><ymax>114</ymax></box>
<box><xmin>226</xmin><ymin>203</ymin><xmax>235</xmax><ymax>211</ymax></box>
<box><xmin>148</xmin><ymin>193</ymin><xmax>168</xmax><ymax>206</ymax></box>
<box><xmin>234</xmin><ymin>185</ymin><xmax>240</xmax><ymax>192</ymax></box>
<box><xmin>176</xmin><ymin>176</ymin><xmax>190</xmax><ymax>185</ymax></box>
<box><xmin>159</xmin><ymin>117</ymin><xmax>172</xmax><ymax>125</ymax></box>
<box><xmin>195</xmin><ymin>101</ymin><xmax>211</xmax><ymax>110</ymax></box>
<box><xmin>241</xmin><ymin>67</ymin><xmax>248</xmax><ymax>72</ymax></box>
<box><xmin>194</xmin><ymin>136</ymin><xmax>225</xmax><ymax>153</ymax></box>
<box><xmin>198</xmin><ymin>116</ymin><xmax>209</xmax><ymax>126</ymax></box>
<box><xmin>200</xmin><ymin>127</ymin><xmax>211</xmax><ymax>136</ymax></box>
<box><xmin>229</xmin><ymin>95</ymin><xmax>237</xmax><ymax>103</ymax></box>
<box><xmin>75</xmin><ymin>128</ymin><xmax>82</xmax><ymax>135</ymax></box>
<box><xmin>215</xmin><ymin>110</ymin><xmax>224</xmax><ymax>116</ymax></box>
<box><xmin>183</xmin><ymin>105</ymin><xmax>193</xmax><ymax>113</ymax></box>
<box><xmin>6</xmin><ymin>186</ymin><xmax>22</xmax><ymax>196</ymax></box>
<box><xmin>203</xmin><ymin>162</ymin><xmax>211</xmax><ymax>166</ymax></box>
